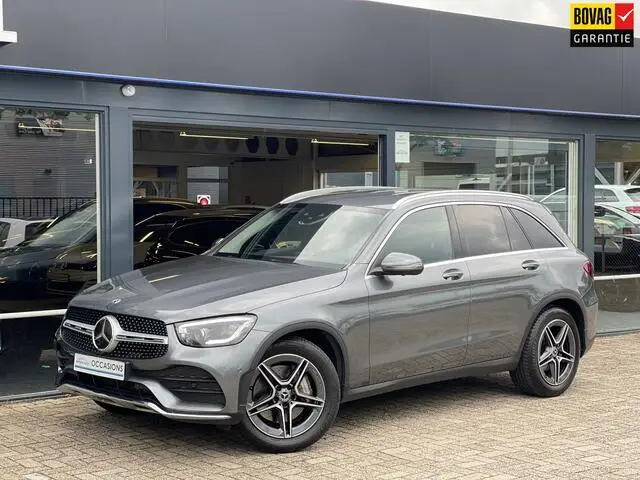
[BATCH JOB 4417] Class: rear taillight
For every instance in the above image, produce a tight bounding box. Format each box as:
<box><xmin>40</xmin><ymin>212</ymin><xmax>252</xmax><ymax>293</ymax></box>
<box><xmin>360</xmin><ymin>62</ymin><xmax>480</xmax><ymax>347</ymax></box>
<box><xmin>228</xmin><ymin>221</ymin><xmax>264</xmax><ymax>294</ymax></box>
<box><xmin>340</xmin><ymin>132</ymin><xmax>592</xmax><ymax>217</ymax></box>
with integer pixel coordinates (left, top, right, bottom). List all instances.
<box><xmin>583</xmin><ymin>260</ymin><xmax>594</xmax><ymax>279</ymax></box>
<box><xmin>625</xmin><ymin>206</ymin><xmax>640</xmax><ymax>215</ymax></box>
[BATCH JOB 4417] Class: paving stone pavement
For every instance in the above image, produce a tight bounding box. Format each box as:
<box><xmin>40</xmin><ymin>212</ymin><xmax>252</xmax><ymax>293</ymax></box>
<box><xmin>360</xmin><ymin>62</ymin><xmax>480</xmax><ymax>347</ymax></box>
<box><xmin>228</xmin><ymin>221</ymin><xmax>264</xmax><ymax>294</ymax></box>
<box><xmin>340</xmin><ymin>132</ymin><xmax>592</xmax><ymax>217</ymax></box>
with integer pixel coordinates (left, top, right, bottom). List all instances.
<box><xmin>1</xmin><ymin>333</ymin><xmax>639</xmax><ymax>480</ymax></box>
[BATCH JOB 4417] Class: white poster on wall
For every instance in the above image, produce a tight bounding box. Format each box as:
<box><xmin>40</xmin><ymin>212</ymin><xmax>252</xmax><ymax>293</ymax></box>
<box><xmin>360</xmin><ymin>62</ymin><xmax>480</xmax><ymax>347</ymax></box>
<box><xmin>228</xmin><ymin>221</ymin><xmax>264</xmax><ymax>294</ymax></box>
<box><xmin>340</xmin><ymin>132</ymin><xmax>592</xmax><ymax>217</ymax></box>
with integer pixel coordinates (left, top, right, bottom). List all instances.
<box><xmin>395</xmin><ymin>132</ymin><xmax>411</xmax><ymax>164</ymax></box>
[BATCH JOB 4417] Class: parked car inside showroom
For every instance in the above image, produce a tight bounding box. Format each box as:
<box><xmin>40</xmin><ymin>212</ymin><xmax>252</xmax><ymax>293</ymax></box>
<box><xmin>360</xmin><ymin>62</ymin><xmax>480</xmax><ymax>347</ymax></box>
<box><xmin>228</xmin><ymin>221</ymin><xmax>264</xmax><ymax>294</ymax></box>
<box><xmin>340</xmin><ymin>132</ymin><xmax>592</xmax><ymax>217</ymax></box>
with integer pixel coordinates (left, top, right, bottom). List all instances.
<box><xmin>0</xmin><ymin>197</ymin><xmax>198</xmax><ymax>365</ymax></box>
<box><xmin>54</xmin><ymin>187</ymin><xmax>597</xmax><ymax>453</ymax></box>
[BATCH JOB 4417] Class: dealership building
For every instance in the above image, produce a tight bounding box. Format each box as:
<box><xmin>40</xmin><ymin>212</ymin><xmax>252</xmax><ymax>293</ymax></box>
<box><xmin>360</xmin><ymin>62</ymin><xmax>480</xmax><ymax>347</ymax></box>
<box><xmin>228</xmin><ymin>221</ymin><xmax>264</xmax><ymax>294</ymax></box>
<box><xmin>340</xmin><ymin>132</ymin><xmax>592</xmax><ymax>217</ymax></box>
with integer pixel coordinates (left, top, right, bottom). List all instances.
<box><xmin>0</xmin><ymin>0</ymin><xmax>639</xmax><ymax>400</ymax></box>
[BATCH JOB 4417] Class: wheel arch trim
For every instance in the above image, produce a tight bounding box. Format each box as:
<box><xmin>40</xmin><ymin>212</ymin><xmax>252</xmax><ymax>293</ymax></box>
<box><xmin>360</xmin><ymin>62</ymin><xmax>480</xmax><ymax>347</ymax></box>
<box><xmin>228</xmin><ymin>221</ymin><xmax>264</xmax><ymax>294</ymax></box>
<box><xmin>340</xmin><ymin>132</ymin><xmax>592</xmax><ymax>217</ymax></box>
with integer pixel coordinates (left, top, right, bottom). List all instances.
<box><xmin>517</xmin><ymin>292</ymin><xmax>588</xmax><ymax>359</ymax></box>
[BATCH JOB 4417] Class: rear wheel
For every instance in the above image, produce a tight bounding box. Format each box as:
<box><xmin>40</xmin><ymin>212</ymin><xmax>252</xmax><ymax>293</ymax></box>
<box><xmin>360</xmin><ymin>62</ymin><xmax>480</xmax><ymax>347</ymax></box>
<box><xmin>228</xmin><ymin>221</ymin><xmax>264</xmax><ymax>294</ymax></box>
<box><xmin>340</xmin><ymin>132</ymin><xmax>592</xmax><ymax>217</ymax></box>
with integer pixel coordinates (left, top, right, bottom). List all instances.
<box><xmin>511</xmin><ymin>307</ymin><xmax>581</xmax><ymax>397</ymax></box>
<box><xmin>239</xmin><ymin>338</ymin><xmax>341</xmax><ymax>453</ymax></box>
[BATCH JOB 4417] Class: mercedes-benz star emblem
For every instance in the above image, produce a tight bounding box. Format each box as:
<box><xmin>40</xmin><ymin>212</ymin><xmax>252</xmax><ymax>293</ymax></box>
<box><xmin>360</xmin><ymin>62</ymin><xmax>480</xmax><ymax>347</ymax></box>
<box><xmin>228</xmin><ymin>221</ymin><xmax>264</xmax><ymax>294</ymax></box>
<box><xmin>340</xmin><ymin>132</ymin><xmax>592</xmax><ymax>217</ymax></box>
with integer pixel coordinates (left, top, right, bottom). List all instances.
<box><xmin>92</xmin><ymin>315</ymin><xmax>121</xmax><ymax>353</ymax></box>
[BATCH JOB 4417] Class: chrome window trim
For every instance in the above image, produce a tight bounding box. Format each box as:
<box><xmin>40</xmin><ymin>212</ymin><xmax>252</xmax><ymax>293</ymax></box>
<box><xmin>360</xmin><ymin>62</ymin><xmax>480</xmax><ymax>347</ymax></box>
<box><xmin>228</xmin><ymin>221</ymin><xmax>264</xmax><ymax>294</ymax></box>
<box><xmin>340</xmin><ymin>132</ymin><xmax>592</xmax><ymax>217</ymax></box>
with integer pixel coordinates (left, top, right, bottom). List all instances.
<box><xmin>61</xmin><ymin>319</ymin><xmax>169</xmax><ymax>345</ymax></box>
<box><xmin>365</xmin><ymin>200</ymin><xmax>568</xmax><ymax>276</ymax></box>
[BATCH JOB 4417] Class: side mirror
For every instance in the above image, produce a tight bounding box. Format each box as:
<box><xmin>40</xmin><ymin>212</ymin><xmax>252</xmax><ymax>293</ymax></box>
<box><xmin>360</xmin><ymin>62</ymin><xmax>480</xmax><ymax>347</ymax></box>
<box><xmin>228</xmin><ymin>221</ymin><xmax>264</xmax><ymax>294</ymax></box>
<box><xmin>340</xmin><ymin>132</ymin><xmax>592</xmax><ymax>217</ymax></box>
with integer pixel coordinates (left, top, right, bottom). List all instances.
<box><xmin>372</xmin><ymin>252</ymin><xmax>424</xmax><ymax>276</ymax></box>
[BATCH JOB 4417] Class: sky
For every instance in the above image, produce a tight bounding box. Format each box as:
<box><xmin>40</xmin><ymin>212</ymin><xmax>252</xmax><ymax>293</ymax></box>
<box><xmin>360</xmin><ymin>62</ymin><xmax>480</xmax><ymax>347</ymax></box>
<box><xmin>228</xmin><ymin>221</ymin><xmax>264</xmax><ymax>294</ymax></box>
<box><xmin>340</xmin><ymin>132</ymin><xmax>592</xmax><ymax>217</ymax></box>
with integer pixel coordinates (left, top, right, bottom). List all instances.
<box><xmin>365</xmin><ymin>0</ymin><xmax>569</xmax><ymax>28</ymax></box>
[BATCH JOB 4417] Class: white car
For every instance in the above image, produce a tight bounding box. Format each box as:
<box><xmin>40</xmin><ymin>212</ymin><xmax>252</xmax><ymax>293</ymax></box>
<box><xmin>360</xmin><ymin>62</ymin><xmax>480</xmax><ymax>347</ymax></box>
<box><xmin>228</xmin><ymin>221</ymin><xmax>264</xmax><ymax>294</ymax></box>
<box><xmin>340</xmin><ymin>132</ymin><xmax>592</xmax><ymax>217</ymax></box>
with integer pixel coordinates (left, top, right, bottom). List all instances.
<box><xmin>541</xmin><ymin>184</ymin><xmax>640</xmax><ymax>218</ymax></box>
<box><xmin>0</xmin><ymin>218</ymin><xmax>54</xmax><ymax>248</ymax></box>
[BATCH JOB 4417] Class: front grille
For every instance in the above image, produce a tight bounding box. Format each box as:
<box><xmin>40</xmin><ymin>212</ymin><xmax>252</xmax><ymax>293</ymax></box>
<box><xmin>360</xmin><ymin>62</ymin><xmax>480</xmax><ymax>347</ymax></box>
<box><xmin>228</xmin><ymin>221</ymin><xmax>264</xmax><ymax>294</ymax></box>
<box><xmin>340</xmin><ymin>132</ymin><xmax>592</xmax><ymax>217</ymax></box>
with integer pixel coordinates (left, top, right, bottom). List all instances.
<box><xmin>60</xmin><ymin>328</ymin><xmax>168</xmax><ymax>359</ymax></box>
<box><xmin>139</xmin><ymin>366</ymin><xmax>226</xmax><ymax>406</ymax></box>
<box><xmin>61</xmin><ymin>371</ymin><xmax>157</xmax><ymax>404</ymax></box>
<box><xmin>66</xmin><ymin>307</ymin><xmax>168</xmax><ymax>336</ymax></box>
<box><xmin>61</xmin><ymin>307</ymin><xmax>169</xmax><ymax>360</ymax></box>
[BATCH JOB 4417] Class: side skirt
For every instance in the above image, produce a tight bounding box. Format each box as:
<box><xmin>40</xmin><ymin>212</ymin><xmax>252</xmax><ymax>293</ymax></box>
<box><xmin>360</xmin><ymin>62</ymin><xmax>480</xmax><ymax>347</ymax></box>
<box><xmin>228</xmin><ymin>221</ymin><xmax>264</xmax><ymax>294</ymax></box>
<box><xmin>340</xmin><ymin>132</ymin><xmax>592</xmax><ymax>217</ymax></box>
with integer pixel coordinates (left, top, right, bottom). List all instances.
<box><xmin>341</xmin><ymin>357</ymin><xmax>516</xmax><ymax>404</ymax></box>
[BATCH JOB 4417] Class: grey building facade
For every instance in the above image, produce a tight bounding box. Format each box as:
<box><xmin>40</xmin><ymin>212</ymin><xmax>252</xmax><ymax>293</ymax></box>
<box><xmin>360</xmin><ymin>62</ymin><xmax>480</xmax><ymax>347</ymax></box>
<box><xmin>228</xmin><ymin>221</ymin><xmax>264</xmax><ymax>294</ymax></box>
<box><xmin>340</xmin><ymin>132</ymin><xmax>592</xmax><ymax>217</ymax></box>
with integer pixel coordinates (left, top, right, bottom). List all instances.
<box><xmin>0</xmin><ymin>0</ymin><xmax>639</xmax><ymax>400</ymax></box>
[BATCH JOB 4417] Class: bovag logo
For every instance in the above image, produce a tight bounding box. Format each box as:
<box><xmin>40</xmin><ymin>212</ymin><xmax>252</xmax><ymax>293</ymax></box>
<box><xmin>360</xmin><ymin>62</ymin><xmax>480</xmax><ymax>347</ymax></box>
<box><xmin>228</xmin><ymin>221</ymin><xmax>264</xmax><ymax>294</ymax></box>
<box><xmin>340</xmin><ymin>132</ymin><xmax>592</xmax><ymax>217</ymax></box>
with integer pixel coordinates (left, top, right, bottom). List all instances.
<box><xmin>570</xmin><ymin>3</ymin><xmax>635</xmax><ymax>47</ymax></box>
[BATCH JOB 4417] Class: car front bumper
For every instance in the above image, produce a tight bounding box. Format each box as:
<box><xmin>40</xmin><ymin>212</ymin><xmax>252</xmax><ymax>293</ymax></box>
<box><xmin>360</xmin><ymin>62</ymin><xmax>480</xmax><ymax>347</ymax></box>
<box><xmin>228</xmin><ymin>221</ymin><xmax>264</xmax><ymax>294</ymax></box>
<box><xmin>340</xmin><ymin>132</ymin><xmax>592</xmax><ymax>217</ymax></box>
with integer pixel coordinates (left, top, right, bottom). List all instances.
<box><xmin>54</xmin><ymin>324</ymin><xmax>271</xmax><ymax>424</ymax></box>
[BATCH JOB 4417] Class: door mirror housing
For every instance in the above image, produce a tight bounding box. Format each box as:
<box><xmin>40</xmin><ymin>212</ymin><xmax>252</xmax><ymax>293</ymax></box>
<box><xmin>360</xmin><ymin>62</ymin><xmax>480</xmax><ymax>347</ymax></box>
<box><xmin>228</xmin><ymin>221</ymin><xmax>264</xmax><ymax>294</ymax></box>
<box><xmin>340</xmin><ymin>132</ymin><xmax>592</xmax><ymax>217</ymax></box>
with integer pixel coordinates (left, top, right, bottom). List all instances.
<box><xmin>372</xmin><ymin>252</ymin><xmax>424</xmax><ymax>276</ymax></box>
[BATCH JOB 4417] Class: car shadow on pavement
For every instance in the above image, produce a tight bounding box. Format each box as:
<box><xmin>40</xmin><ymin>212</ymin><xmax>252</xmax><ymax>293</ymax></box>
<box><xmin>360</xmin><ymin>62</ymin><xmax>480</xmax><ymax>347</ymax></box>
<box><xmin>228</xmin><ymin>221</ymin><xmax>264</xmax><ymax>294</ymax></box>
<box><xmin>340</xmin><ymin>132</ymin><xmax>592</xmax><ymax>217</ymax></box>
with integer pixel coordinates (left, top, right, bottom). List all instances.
<box><xmin>68</xmin><ymin>372</ymin><xmax>521</xmax><ymax>454</ymax></box>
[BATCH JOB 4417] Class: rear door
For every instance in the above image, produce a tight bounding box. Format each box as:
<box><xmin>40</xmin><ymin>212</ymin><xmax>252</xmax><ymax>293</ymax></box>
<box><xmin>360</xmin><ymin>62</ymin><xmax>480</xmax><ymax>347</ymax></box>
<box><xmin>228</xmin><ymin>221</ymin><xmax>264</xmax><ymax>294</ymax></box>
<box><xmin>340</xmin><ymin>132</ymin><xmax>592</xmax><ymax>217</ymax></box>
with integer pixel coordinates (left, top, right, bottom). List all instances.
<box><xmin>452</xmin><ymin>204</ymin><xmax>556</xmax><ymax>364</ymax></box>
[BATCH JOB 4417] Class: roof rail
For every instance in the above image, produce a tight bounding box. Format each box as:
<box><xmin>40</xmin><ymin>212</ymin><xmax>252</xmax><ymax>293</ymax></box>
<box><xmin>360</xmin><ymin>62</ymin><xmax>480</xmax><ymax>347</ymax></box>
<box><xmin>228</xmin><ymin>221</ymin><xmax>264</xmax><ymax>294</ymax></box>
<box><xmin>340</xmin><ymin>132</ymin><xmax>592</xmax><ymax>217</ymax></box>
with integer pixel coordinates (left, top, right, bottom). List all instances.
<box><xmin>280</xmin><ymin>186</ymin><xmax>400</xmax><ymax>204</ymax></box>
<box><xmin>391</xmin><ymin>189</ymin><xmax>532</xmax><ymax>209</ymax></box>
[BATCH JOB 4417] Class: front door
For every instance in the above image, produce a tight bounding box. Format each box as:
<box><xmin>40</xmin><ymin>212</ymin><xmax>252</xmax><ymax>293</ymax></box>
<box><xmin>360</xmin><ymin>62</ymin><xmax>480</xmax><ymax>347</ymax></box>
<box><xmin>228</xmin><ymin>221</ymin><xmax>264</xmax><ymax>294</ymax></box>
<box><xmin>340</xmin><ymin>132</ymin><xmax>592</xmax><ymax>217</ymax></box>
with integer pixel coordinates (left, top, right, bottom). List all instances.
<box><xmin>366</xmin><ymin>206</ymin><xmax>471</xmax><ymax>384</ymax></box>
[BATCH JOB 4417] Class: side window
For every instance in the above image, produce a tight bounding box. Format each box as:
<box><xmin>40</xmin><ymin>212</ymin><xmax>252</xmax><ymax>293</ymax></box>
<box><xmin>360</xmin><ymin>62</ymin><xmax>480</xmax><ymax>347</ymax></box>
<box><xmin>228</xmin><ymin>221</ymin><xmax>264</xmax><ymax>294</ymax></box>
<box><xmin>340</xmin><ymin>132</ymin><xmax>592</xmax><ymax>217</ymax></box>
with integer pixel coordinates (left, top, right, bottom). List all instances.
<box><xmin>378</xmin><ymin>207</ymin><xmax>453</xmax><ymax>265</ymax></box>
<box><xmin>0</xmin><ymin>222</ymin><xmax>9</xmax><ymax>247</ymax></box>
<box><xmin>454</xmin><ymin>205</ymin><xmax>511</xmax><ymax>257</ymax></box>
<box><xmin>25</xmin><ymin>222</ymin><xmax>48</xmax><ymax>240</ymax></box>
<box><xmin>510</xmin><ymin>209</ymin><xmax>564</xmax><ymax>249</ymax></box>
<box><xmin>501</xmin><ymin>207</ymin><xmax>532</xmax><ymax>251</ymax></box>
<box><xmin>595</xmin><ymin>188</ymin><xmax>618</xmax><ymax>202</ymax></box>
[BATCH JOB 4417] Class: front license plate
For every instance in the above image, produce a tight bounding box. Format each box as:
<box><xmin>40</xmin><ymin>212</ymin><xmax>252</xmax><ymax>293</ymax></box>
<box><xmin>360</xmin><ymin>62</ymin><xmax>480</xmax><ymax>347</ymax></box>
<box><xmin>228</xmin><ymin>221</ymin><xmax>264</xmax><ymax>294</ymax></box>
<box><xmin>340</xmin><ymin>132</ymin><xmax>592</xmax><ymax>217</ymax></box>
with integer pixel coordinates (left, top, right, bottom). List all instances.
<box><xmin>73</xmin><ymin>354</ymin><xmax>126</xmax><ymax>381</ymax></box>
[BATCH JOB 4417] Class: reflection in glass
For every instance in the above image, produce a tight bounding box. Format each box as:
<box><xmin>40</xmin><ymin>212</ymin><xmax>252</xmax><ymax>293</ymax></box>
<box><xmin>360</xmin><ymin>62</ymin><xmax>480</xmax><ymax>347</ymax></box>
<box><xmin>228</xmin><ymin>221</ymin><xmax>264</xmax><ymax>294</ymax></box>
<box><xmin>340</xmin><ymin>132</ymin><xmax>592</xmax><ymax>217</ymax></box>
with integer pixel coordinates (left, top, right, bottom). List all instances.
<box><xmin>0</xmin><ymin>108</ymin><xmax>98</xmax><ymax>397</ymax></box>
<box><xmin>594</xmin><ymin>139</ymin><xmax>640</xmax><ymax>334</ymax></box>
<box><xmin>398</xmin><ymin>134</ymin><xmax>577</xmax><ymax>238</ymax></box>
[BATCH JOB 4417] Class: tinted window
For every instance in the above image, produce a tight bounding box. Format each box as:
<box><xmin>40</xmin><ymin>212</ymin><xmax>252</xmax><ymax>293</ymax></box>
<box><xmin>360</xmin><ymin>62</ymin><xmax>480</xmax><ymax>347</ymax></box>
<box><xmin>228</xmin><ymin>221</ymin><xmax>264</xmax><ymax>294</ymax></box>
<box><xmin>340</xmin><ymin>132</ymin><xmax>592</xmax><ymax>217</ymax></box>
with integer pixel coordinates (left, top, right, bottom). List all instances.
<box><xmin>454</xmin><ymin>205</ymin><xmax>511</xmax><ymax>257</ymax></box>
<box><xmin>510</xmin><ymin>209</ymin><xmax>564</xmax><ymax>249</ymax></box>
<box><xmin>0</xmin><ymin>221</ymin><xmax>9</xmax><ymax>247</ymax></box>
<box><xmin>501</xmin><ymin>207</ymin><xmax>531</xmax><ymax>251</ymax></box>
<box><xmin>595</xmin><ymin>188</ymin><xmax>618</xmax><ymax>202</ymax></box>
<box><xmin>168</xmin><ymin>220</ymin><xmax>245</xmax><ymax>250</ymax></box>
<box><xmin>379</xmin><ymin>207</ymin><xmax>453</xmax><ymax>265</ymax></box>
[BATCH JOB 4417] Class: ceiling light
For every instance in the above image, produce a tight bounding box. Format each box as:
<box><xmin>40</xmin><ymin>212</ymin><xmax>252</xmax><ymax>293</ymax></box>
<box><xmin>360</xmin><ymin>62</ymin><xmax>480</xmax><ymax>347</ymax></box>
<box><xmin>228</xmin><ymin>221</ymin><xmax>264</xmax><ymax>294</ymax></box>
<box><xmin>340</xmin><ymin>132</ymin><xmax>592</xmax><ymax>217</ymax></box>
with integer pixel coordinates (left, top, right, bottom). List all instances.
<box><xmin>311</xmin><ymin>138</ymin><xmax>370</xmax><ymax>146</ymax></box>
<box><xmin>179</xmin><ymin>131</ymin><xmax>249</xmax><ymax>140</ymax></box>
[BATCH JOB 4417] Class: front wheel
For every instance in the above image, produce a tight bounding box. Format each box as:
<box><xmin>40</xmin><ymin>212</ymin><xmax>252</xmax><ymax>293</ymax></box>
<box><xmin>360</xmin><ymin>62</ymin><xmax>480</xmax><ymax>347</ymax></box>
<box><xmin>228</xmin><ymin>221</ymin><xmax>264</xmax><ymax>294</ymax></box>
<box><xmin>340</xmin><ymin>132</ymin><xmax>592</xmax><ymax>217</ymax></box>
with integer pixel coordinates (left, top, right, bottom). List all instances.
<box><xmin>510</xmin><ymin>307</ymin><xmax>581</xmax><ymax>397</ymax></box>
<box><xmin>239</xmin><ymin>338</ymin><xmax>341</xmax><ymax>453</ymax></box>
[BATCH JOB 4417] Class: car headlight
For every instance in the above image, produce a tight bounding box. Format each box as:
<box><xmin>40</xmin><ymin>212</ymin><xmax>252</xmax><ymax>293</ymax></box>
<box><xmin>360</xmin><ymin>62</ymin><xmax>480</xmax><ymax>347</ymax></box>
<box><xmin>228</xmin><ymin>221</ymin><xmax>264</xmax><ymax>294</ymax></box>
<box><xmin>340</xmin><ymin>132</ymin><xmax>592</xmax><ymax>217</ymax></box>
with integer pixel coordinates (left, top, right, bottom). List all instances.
<box><xmin>174</xmin><ymin>314</ymin><xmax>257</xmax><ymax>347</ymax></box>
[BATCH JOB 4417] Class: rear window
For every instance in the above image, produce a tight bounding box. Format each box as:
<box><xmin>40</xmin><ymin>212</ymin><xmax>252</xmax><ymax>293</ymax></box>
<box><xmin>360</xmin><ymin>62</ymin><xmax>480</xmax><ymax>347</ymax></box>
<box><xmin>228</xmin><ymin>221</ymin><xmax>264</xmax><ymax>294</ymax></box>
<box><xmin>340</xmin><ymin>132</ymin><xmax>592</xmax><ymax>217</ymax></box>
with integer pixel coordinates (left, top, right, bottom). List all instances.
<box><xmin>625</xmin><ymin>188</ymin><xmax>640</xmax><ymax>201</ymax></box>
<box><xmin>510</xmin><ymin>209</ymin><xmax>564</xmax><ymax>249</ymax></box>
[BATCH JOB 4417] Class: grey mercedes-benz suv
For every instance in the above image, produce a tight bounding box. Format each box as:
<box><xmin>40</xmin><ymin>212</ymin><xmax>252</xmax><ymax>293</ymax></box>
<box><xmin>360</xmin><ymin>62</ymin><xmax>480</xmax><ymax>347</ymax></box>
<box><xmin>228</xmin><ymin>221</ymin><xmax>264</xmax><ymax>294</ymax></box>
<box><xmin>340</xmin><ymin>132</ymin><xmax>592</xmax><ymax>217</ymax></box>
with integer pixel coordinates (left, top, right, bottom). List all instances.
<box><xmin>55</xmin><ymin>187</ymin><xmax>598</xmax><ymax>452</ymax></box>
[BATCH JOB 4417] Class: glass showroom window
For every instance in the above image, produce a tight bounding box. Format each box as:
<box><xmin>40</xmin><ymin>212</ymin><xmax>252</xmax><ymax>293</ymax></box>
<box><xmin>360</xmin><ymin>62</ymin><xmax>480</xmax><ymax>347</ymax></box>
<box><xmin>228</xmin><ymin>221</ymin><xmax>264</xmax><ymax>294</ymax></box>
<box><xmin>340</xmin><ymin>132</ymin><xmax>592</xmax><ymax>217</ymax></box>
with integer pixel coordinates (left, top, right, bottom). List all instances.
<box><xmin>592</xmin><ymin>139</ymin><xmax>640</xmax><ymax>334</ymax></box>
<box><xmin>0</xmin><ymin>107</ymin><xmax>99</xmax><ymax>398</ymax></box>
<box><xmin>395</xmin><ymin>133</ymin><xmax>579</xmax><ymax>240</ymax></box>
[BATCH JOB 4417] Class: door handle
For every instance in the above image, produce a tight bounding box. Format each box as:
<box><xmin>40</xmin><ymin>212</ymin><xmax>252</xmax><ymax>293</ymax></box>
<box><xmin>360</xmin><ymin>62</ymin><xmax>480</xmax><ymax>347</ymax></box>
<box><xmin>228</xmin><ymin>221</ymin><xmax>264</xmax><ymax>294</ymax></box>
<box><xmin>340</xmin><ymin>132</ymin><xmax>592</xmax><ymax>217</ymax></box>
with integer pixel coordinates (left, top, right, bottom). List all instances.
<box><xmin>442</xmin><ymin>268</ymin><xmax>464</xmax><ymax>280</ymax></box>
<box><xmin>521</xmin><ymin>260</ymin><xmax>540</xmax><ymax>271</ymax></box>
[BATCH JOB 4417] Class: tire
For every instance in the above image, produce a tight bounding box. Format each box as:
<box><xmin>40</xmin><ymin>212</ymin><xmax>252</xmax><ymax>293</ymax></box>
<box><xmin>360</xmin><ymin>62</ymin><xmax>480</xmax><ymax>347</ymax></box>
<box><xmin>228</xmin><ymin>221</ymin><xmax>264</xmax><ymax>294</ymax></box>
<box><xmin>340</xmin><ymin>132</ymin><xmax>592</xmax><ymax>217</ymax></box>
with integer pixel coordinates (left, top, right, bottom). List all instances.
<box><xmin>239</xmin><ymin>337</ymin><xmax>341</xmax><ymax>453</ymax></box>
<box><xmin>510</xmin><ymin>307</ymin><xmax>581</xmax><ymax>397</ymax></box>
<box><xmin>93</xmin><ymin>400</ymin><xmax>136</xmax><ymax>415</ymax></box>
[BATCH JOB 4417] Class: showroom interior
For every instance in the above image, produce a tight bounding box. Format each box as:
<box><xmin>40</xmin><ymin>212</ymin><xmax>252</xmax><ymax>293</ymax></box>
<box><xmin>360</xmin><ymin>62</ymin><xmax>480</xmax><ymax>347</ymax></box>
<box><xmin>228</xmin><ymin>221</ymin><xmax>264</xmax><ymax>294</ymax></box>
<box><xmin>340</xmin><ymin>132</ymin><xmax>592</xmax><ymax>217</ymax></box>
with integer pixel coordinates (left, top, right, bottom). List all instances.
<box><xmin>1</xmin><ymin>0</ymin><xmax>640</xmax><ymax>400</ymax></box>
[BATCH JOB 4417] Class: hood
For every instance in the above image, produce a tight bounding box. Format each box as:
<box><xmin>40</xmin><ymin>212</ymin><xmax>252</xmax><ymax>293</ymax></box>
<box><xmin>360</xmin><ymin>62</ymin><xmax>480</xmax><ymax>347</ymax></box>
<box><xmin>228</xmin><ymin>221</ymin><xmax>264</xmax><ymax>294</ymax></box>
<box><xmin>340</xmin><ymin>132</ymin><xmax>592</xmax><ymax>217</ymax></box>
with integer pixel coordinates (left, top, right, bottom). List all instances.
<box><xmin>71</xmin><ymin>255</ymin><xmax>347</xmax><ymax>323</ymax></box>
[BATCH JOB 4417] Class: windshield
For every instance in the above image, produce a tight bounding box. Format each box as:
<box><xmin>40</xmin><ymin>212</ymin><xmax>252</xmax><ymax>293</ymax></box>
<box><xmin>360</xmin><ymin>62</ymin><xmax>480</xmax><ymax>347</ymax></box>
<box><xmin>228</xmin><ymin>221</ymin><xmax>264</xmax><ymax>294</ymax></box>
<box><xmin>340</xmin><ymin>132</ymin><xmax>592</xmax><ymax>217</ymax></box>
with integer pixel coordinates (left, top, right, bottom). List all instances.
<box><xmin>212</xmin><ymin>203</ymin><xmax>385</xmax><ymax>268</ymax></box>
<box><xmin>20</xmin><ymin>202</ymin><xmax>96</xmax><ymax>248</ymax></box>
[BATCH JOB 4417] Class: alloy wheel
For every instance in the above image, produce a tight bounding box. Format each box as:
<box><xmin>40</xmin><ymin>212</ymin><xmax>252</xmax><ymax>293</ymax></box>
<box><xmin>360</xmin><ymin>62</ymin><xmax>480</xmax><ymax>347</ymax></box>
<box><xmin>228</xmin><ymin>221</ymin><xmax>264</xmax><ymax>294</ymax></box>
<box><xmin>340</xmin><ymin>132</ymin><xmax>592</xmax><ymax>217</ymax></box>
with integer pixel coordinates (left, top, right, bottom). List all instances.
<box><xmin>537</xmin><ymin>319</ymin><xmax>577</xmax><ymax>386</ymax></box>
<box><xmin>246</xmin><ymin>353</ymin><xmax>326</xmax><ymax>439</ymax></box>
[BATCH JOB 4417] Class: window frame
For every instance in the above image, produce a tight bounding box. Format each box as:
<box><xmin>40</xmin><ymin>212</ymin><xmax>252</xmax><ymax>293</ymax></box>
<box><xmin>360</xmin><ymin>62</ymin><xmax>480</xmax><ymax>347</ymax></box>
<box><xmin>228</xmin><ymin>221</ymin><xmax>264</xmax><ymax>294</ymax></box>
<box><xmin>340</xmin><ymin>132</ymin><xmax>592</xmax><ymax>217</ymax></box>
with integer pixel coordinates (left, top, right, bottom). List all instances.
<box><xmin>368</xmin><ymin>204</ymin><xmax>462</xmax><ymax>272</ymax></box>
<box><xmin>365</xmin><ymin>201</ymin><xmax>568</xmax><ymax>275</ymax></box>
